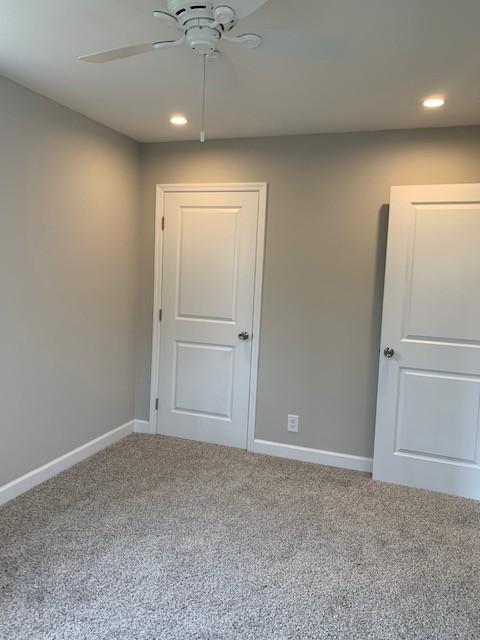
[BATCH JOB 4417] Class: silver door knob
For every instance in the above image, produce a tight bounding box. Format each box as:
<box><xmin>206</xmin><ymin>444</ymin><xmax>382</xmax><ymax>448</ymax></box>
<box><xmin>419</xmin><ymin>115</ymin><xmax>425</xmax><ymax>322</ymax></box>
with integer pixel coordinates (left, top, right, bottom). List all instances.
<box><xmin>238</xmin><ymin>331</ymin><xmax>250</xmax><ymax>341</ymax></box>
<box><xmin>384</xmin><ymin>347</ymin><xmax>395</xmax><ymax>359</ymax></box>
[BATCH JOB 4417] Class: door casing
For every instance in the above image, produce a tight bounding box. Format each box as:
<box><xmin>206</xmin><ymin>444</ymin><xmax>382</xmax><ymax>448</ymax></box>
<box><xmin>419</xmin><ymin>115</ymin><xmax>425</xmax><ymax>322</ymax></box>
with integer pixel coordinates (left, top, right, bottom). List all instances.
<box><xmin>148</xmin><ymin>183</ymin><xmax>268</xmax><ymax>452</ymax></box>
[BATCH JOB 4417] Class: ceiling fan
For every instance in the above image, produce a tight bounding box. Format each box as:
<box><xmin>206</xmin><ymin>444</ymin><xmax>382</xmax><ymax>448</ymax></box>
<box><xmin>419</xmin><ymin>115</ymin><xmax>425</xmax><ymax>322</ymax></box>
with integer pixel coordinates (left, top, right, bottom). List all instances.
<box><xmin>79</xmin><ymin>0</ymin><xmax>268</xmax><ymax>63</ymax></box>
<box><xmin>79</xmin><ymin>1</ymin><xmax>270</xmax><ymax>141</ymax></box>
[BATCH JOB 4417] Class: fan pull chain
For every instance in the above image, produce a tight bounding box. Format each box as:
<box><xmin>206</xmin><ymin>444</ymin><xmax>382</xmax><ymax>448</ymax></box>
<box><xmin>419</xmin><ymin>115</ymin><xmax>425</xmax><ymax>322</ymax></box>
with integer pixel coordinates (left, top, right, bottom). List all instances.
<box><xmin>200</xmin><ymin>53</ymin><xmax>207</xmax><ymax>143</ymax></box>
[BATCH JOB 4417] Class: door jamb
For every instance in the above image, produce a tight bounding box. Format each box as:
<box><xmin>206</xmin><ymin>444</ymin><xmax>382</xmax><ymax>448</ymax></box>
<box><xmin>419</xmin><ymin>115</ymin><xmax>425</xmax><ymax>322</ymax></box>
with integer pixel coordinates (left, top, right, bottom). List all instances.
<box><xmin>148</xmin><ymin>183</ymin><xmax>268</xmax><ymax>452</ymax></box>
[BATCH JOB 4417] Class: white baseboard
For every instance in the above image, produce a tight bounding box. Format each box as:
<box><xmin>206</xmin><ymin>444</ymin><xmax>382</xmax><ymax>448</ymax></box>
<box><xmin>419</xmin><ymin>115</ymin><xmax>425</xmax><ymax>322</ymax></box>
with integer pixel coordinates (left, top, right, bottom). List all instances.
<box><xmin>0</xmin><ymin>427</ymin><xmax>371</xmax><ymax>507</ymax></box>
<box><xmin>133</xmin><ymin>419</ymin><xmax>153</xmax><ymax>434</ymax></box>
<box><xmin>0</xmin><ymin>420</ymin><xmax>134</xmax><ymax>507</ymax></box>
<box><xmin>252</xmin><ymin>439</ymin><xmax>373</xmax><ymax>473</ymax></box>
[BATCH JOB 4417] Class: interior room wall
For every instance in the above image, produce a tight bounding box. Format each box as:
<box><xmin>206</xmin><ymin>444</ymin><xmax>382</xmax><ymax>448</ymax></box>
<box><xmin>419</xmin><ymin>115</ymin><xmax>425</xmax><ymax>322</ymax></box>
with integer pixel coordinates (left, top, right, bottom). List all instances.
<box><xmin>0</xmin><ymin>75</ymin><xmax>140</xmax><ymax>486</ymax></box>
<box><xmin>136</xmin><ymin>126</ymin><xmax>480</xmax><ymax>458</ymax></box>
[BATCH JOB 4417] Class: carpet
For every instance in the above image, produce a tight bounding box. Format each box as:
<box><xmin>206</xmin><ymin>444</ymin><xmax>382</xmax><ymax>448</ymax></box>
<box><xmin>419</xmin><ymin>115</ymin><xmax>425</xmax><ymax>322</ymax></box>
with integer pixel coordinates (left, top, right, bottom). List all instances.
<box><xmin>1</xmin><ymin>434</ymin><xmax>479</xmax><ymax>639</ymax></box>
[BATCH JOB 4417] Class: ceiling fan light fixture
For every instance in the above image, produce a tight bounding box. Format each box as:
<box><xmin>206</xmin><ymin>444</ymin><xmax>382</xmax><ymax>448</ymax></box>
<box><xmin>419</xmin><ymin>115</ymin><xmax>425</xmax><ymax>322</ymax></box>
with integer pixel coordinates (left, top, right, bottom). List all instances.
<box><xmin>170</xmin><ymin>114</ymin><xmax>188</xmax><ymax>126</ymax></box>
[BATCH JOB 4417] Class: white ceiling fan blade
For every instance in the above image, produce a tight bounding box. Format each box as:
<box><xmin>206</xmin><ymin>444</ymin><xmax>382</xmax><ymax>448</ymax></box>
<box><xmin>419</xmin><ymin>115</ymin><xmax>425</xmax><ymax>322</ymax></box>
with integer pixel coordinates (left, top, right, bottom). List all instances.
<box><xmin>223</xmin><ymin>33</ymin><xmax>262</xmax><ymax>49</ymax></box>
<box><xmin>216</xmin><ymin>0</ymin><xmax>270</xmax><ymax>20</ymax></box>
<box><xmin>153</xmin><ymin>10</ymin><xmax>178</xmax><ymax>26</ymax></box>
<box><xmin>79</xmin><ymin>40</ymin><xmax>179</xmax><ymax>63</ymax></box>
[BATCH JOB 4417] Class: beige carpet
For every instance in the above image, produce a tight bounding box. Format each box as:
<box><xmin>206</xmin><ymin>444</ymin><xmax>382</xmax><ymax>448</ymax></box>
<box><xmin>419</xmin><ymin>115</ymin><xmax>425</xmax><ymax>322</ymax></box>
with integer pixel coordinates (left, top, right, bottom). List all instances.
<box><xmin>1</xmin><ymin>434</ymin><xmax>480</xmax><ymax>639</ymax></box>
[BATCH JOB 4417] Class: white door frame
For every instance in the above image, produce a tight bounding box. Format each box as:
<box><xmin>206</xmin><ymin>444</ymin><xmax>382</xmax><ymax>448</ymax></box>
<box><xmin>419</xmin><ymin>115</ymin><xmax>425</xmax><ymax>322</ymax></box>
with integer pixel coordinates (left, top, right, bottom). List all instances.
<box><xmin>148</xmin><ymin>183</ymin><xmax>268</xmax><ymax>451</ymax></box>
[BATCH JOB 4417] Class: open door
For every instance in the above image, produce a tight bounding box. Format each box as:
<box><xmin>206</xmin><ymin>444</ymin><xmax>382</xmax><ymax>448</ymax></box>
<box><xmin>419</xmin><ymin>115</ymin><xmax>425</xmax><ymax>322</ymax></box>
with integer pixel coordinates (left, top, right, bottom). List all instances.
<box><xmin>373</xmin><ymin>184</ymin><xmax>480</xmax><ymax>500</ymax></box>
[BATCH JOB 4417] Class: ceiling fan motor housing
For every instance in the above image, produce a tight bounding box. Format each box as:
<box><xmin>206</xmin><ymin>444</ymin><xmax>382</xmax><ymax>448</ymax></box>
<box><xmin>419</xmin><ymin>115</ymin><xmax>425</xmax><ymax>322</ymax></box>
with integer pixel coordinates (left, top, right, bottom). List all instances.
<box><xmin>166</xmin><ymin>0</ymin><xmax>215</xmax><ymax>17</ymax></box>
<box><xmin>166</xmin><ymin>1</ymin><xmax>232</xmax><ymax>54</ymax></box>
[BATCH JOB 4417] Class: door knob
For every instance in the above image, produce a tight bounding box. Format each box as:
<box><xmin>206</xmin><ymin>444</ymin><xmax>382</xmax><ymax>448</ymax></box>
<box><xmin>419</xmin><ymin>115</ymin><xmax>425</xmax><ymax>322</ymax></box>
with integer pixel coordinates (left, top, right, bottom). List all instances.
<box><xmin>238</xmin><ymin>331</ymin><xmax>250</xmax><ymax>341</ymax></box>
<box><xmin>384</xmin><ymin>347</ymin><xmax>395</xmax><ymax>359</ymax></box>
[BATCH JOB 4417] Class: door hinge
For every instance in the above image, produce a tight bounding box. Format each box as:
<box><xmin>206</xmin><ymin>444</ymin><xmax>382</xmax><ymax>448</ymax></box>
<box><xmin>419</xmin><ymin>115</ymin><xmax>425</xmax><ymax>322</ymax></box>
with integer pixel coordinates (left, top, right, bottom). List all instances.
<box><xmin>159</xmin><ymin>308</ymin><xmax>162</xmax><ymax>322</ymax></box>
<box><xmin>155</xmin><ymin>398</ymin><xmax>159</xmax><ymax>411</ymax></box>
<box><xmin>161</xmin><ymin>216</ymin><xmax>165</xmax><ymax>231</ymax></box>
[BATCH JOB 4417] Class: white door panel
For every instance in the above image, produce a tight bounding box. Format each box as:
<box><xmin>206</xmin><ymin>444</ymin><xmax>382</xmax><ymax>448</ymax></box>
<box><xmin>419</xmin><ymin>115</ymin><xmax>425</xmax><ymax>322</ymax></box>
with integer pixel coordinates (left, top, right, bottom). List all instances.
<box><xmin>373</xmin><ymin>184</ymin><xmax>480</xmax><ymax>499</ymax></box>
<box><xmin>395</xmin><ymin>370</ymin><xmax>480</xmax><ymax>463</ymax></box>
<box><xmin>177</xmin><ymin>207</ymin><xmax>239</xmax><ymax>321</ymax></box>
<box><xmin>156</xmin><ymin>189</ymin><xmax>260</xmax><ymax>448</ymax></box>
<box><xmin>405</xmin><ymin>205</ymin><xmax>480</xmax><ymax>343</ymax></box>
<box><xmin>173</xmin><ymin>342</ymin><xmax>234</xmax><ymax>419</ymax></box>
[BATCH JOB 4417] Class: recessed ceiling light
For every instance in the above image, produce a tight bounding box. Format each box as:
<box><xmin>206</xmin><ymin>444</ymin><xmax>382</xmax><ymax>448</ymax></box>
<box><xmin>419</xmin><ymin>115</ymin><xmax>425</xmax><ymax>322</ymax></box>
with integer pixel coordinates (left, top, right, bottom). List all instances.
<box><xmin>170</xmin><ymin>114</ymin><xmax>188</xmax><ymax>126</ymax></box>
<box><xmin>423</xmin><ymin>97</ymin><xmax>445</xmax><ymax>109</ymax></box>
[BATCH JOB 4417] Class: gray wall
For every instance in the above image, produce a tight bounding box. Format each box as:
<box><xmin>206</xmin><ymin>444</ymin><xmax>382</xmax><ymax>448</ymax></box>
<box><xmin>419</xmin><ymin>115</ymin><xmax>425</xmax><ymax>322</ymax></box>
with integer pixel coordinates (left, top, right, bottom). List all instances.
<box><xmin>3</xmin><ymin>72</ymin><xmax>479</xmax><ymax>485</ymax></box>
<box><xmin>136</xmin><ymin>127</ymin><xmax>480</xmax><ymax>458</ymax></box>
<box><xmin>0</xmin><ymin>76</ymin><xmax>140</xmax><ymax>485</ymax></box>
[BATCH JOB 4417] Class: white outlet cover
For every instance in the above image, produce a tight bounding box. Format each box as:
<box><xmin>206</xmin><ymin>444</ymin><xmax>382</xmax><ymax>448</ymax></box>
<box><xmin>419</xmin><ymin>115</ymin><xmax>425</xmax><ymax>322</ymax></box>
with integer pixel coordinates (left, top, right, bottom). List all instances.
<box><xmin>288</xmin><ymin>415</ymin><xmax>299</xmax><ymax>433</ymax></box>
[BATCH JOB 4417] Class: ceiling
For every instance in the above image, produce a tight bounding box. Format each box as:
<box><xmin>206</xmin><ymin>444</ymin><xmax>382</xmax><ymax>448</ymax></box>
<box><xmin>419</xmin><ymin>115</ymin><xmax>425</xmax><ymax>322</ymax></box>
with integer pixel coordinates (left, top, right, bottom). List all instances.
<box><xmin>1</xmin><ymin>0</ymin><xmax>479</xmax><ymax>142</ymax></box>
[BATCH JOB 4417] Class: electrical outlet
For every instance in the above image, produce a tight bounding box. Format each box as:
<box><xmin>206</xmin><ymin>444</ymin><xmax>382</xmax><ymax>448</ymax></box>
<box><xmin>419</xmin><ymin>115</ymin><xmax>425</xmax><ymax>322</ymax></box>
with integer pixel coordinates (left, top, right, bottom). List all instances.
<box><xmin>287</xmin><ymin>414</ymin><xmax>299</xmax><ymax>433</ymax></box>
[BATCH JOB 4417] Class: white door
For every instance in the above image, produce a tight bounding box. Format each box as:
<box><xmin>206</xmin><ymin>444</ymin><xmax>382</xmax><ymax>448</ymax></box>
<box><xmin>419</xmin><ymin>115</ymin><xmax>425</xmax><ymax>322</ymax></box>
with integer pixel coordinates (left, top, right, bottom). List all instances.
<box><xmin>155</xmin><ymin>187</ymin><xmax>262</xmax><ymax>448</ymax></box>
<box><xmin>373</xmin><ymin>184</ymin><xmax>480</xmax><ymax>500</ymax></box>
